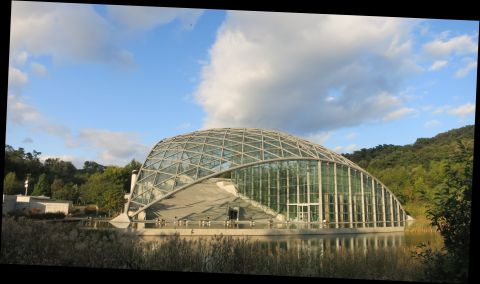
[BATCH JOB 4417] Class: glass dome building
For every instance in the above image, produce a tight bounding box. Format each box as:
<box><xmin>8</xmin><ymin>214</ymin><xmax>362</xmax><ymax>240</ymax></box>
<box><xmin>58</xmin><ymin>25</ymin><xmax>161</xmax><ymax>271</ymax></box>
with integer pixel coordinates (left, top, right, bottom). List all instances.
<box><xmin>126</xmin><ymin>128</ymin><xmax>406</xmax><ymax>229</ymax></box>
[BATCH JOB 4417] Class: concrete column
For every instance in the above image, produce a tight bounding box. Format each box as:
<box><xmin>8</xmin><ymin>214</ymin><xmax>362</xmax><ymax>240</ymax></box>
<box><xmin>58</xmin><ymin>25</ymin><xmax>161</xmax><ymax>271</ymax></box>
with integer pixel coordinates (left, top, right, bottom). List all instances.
<box><xmin>348</xmin><ymin>167</ymin><xmax>353</xmax><ymax>228</ymax></box>
<box><xmin>334</xmin><ymin>163</ymin><xmax>339</xmax><ymax>228</ymax></box>
<box><xmin>371</xmin><ymin>178</ymin><xmax>377</xmax><ymax>228</ymax></box>
<box><xmin>130</xmin><ymin>170</ymin><xmax>138</xmax><ymax>194</ymax></box>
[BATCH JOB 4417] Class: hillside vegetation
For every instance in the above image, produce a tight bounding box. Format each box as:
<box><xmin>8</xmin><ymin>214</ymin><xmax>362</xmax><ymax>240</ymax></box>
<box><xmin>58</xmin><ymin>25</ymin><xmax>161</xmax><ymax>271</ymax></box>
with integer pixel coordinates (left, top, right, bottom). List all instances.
<box><xmin>343</xmin><ymin>125</ymin><xmax>474</xmax><ymax>218</ymax></box>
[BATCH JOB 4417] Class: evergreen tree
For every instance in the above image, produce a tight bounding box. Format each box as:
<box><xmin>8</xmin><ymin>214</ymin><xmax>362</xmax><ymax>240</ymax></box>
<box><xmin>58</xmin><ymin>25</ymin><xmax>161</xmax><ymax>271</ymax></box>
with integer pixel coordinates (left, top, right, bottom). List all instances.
<box><xmin>32</xmin><ymin>173</ymin><xmax>50</xmax><ymax>196</ymax></box>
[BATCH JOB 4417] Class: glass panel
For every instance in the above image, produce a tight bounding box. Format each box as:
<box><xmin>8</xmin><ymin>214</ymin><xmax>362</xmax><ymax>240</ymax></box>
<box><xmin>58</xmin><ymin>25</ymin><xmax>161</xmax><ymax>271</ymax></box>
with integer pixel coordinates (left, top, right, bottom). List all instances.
<box><xmin>244</xmin><ymin>150</ymin><xmax>262</xmax><ymax>160</ymax></box>
<box><xmin>263</xmin><ymin>151</ymin><xmax>278</xmax><ymax>160</ymax></box>
<box><xmin>197</xmin><ymin>168</ymin><xmax>214</xmax><ymax>178</ymax></box>
<box><xmin>158</xmin><ymin>163</ymin><xmax>179</xmax><ymax>175</ymax></box>
<box><xmin>242</xmin><ymin>155</ymin><xmax>258</xmax><ymax>164</ymax></box>
<box><xmin>246</xmin><ymin>141</ymin><xmax>262</xmax><ymax>149</ymax></box>
<box><xmin>154</xmin><ymin>172</ymin><xmax>173</xmax><ymax>185</ymax></box>
<box><xmin>178</xmin><ymin>167</ymin><xmax>198</xmax><ymax>179</ymax></box>
<box><xmin>205</xmin><ymin>137</ymin><xmax>223</xmax><ymax>145</ymax></box>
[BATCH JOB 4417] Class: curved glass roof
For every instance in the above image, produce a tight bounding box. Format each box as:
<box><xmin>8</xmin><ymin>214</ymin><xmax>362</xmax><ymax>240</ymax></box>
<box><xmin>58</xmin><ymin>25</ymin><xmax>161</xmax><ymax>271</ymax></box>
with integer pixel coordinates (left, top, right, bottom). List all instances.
<box><xmin>129</xmin><ymin>128</ymin><xmax>363</xmax><ymax>210</ymax></box>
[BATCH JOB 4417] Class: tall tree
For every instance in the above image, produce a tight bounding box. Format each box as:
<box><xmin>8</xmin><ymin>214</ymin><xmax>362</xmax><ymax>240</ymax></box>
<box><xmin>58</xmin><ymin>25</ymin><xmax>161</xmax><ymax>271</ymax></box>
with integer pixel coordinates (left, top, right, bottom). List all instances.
<box><xmin>416</xmin><ymin>141</ymin><xmax>472</xmax><ymax>283</ymax></box>
<box><xmin>3</xmin><ymin>172</ymin><xmax>24</xmax><ymax>195</ymax></box>
<box><xmin>32</xmin><ymin>173</ymin><xmax>50</xmax><ymax>196</ymax></box>
<box><xmin>50</xmin><ymin>178</ymin><xmax>65</xmax><ymax>198</ymax></box>
<box><xmin>79</xmin><ymin>167</ymin><xmax>127</xmax><ymax>213</ymax></box>
<box><xmin>82</xmin><ymin>161</ymin><xmax>105</xmax><ymax>175</ymax></box>
<box><xmin>44</xmin><ymin>158</ymin><xmax>76</xmax><ymax>183</ymax></box>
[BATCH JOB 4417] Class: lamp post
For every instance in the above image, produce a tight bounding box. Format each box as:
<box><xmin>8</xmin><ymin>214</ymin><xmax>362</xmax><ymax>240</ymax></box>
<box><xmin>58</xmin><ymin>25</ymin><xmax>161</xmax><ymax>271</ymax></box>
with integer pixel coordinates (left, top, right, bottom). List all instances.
<box><xmin>24</xmin><ymin>174</ymin><xmax>30</xmax><ymax>196</ymax></box>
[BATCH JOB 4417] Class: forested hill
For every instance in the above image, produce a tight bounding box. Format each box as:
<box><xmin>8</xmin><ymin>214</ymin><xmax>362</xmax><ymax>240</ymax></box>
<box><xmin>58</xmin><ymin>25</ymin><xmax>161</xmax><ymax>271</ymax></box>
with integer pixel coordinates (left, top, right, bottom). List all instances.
<box><xmin>342</xmin><ymin>125</ymin><xmax>474</xmax><ymax>207</ymax></box>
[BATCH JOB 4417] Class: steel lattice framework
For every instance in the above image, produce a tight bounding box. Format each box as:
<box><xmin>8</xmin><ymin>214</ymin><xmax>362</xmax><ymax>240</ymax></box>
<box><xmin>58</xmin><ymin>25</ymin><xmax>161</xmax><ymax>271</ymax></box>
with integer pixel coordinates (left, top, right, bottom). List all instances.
<box><xmin>127</xmin><ymin>128</ymin><xmax>406</xmax><ymax>227</ymax></box>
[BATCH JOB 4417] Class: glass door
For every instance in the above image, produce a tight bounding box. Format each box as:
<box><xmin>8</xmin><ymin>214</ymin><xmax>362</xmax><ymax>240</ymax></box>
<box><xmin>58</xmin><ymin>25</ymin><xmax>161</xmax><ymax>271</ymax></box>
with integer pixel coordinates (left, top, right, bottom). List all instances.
<box><xmin>297</xmin><ymin>205</ymin><xmax>309</xmax><ymax>222</ymax></box>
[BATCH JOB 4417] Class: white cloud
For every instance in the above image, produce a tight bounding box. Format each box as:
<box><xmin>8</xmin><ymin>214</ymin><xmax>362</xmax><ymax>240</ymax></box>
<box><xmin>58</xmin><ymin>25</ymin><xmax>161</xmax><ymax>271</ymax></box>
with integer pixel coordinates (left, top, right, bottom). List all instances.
<box><xmin>333</xmin><ymin>144</ymin><xmax>358</xmax><ymax>154</ymax></box>
<box><xmin>39</xmin><ymin>154</ymin><xmax>85</xmax><ymax>168</ymax></box>
<box><xmin>14</xmin><ymin>51</ymin><xmax>29</xmax><ymax>65</ymax></box>
<box><xmin>30</xmin><ymin>62</ymin><xmax>48</xmax><ymax>76</ymax></box>
<box><xmin>106</xmin><ymin>5</ymin><xmax>203</xmax><ymax>31</ymax></box>
<box><xmin>195</xmin><ymin>12</ymin><xmax>420</xmax><ymax>135</ymax></box>
<box><xmin>428</xmin><ymin>60</ymin><xmax>448</xmax><ymax>71</ymax></box>
<box><xmin>8</xmin><ymin>67</ymin><xmax>28</xmax><ymax>87</ymax></box>
<box><xmin>7</xmin><ymin>94</ymin><xmax>71</xmax><ymax>138</ymax></box>
<box><xmin>433</xmin><ymin>105</ymin><xmax>450</xmax><ymax>114</ymax></box>
<box><xmin>383</xmin><ymin>107</ymin><xmax>415</xmax><ymax>121</ymax></box>
<box><xmin>455</xmin><ymin>60</ymin><xmax>477</xmax><ymax>78</ymax></box>
<box><xmin>7</xmin><ymin>94</ymin><xmax>40</xmax><ymax>124</ymax></box>
<box><xmin>7</xmin><ymin>95</ymin><xmax>148</xmax><ymax>166</ymax></box>
<box><xmin>333</xmin><ymin>146</ymin><xmax>343</xmax><ymax>152</ymax></box>
<box><xmin>11</xmin><ymin>2</ymin><xmax>134</xmax><ymax>67</ymax></box>
<box><xmin>345</xmin><ymin>144</ymin><xmax>358</xmax><ymax>152</ymax></box>
<box><xmin>423</xmin><ymin>34</ymin><xmax>478</xmax><ymax>57</ymax></box>
<box><xmin>424</xmin><ymin>120</ymin><xmax>440</xmax><ymax>128</ymax></box>
<box><xmin>75</xmin><ymin>129</ymin><xmax>150</xmax><ymax>166</ymax></box>
<box><xmin>448</xmin><ymin>103</ymin><xmax>475</xmax><ymax>116</ymax></box>
<box><xmin>304</xmin><ymin>131</ymin><xmax>332</xmax><ymax>145</ymax></box>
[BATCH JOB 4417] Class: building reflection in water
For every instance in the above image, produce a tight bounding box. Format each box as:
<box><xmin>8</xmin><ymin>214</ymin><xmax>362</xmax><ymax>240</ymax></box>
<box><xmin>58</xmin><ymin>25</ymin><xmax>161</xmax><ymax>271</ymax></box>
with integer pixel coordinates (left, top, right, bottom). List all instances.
<box><xmin>83</xmin><ymin>220</ymin><xmax>406</xmax><ymax>255</ymax></box>
<box><xmin>248</xmin><ymin>233</ymin><xmax>405</xmax><ymax>256</ymax></box>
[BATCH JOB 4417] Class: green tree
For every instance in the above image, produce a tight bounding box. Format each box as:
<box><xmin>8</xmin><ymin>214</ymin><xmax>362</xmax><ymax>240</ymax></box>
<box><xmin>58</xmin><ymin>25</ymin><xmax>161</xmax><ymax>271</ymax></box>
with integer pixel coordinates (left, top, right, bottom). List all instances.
<box><xmin>52</xmin><ymin>182</ymin><xmax>79</xmax><ymax>202</ymax></box>
<box><xmin>50</xmin><ymin>178</ymin><xmax>65</xmax><ymax>198</ymax></box>
<box><xmin>4</xmin><ymin>145</ymin><xmax>43</xmax><ymax>180</ymax></box>
<box><xmin>79</xmin><ymin>166</ymin><xmax>127</xmax><ymax>213</ymax></box>
<box><xmin>124</xmin><ymin>159</ymin><xmax>141</xmax><ymax>173</ymax></box>
<box><xmin>32</xmin><ymin>173</ymin><xmax>50</xmax><ymax>196</ymax></box>
<box><xmin>44</xmin><ymin>158</ymin><xmax>76</xmax><ymax>183</ymax></box>
<box><xmin>82</xmin><ymin>161</ymin><xmax>105</xmax><ymax>175</ymax></box>
<box><xmin>3</xmin><ymin>172</ymin><xmax>24</xmax><ymax>195</ymax></box>
<box><xmin>416</xmin><ymin>141</ymin><xmax>472</xmax><ymax>283</ymax></box>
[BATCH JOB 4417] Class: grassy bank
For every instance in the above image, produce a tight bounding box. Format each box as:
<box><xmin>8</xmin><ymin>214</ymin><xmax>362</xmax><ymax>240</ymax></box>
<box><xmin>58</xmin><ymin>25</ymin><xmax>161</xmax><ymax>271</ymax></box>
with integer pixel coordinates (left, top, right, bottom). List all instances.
<box><xmin>1</xmin><ymin>217</ymin><xmax>437</xmax><ymax>281</ymax></box>
<box><xmin>403</xmin><ymin>202</ymin><xmax>439</xmax><ymax>233</ymax></box>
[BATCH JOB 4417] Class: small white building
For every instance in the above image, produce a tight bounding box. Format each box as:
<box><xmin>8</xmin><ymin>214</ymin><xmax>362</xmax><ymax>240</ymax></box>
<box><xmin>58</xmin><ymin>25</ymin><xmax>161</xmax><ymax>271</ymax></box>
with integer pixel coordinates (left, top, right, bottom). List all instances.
<box><xmin>2</xmin><ymin>194</ymin><xmax>72</xmax><ymax>215</ymax></box>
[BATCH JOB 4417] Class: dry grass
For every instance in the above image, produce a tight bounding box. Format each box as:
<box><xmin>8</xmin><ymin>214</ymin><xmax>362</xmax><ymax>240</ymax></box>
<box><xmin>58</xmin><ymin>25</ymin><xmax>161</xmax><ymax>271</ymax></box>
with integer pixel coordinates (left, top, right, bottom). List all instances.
<box><xmin>1</xmin><ymin>217</ymin><xmax>435</xmax><ymax>281</ymax></box>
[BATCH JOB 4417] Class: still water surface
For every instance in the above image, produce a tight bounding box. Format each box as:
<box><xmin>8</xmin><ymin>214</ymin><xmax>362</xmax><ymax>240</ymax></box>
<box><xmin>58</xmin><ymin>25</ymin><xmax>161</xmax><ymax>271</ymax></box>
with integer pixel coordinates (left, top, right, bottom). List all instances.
<box><xmin>83</xmin><ymin>220</ymin><xmax>442</xmax><ymax>254</ymax></box>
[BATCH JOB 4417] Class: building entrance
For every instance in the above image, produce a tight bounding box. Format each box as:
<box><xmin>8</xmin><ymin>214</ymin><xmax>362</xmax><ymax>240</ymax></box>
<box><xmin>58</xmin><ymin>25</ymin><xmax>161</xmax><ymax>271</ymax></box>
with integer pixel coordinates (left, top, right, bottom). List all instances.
<box><xmin>297</xmin><ymin>205</ymin><xmax>309</xmax><ymax>222</ymax></box>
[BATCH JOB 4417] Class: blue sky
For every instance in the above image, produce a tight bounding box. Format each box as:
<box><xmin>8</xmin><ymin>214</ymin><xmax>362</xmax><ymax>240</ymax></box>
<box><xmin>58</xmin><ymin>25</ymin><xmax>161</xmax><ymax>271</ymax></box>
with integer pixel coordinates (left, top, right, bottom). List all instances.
<box><xmin>7</xmin><ymin>2</ymin><xmax>478</xmax><ymax>167</ymax></box>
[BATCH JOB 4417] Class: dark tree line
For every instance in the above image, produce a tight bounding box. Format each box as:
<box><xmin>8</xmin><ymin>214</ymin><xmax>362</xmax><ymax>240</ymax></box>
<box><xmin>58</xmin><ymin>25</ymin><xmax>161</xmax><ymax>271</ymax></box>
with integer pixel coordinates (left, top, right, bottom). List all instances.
<box><xmin>3</xmin><ymin>145</ymin><xmax>141</xmax><ymax>213</ymax></box>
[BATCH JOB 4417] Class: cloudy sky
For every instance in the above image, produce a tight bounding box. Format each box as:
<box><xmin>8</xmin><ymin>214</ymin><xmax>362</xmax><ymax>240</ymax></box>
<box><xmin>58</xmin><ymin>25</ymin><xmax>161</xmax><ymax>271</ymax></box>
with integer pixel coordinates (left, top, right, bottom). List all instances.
<box><xmin>7</xmin><ymin>1</ymin><xmax>478</xmax><ymax>167</ymax></box>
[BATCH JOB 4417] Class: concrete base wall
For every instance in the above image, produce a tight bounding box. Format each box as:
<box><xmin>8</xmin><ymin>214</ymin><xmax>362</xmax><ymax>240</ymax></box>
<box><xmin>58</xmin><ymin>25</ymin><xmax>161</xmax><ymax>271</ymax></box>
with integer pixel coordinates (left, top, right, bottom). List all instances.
<box><xmin>135</xmin><ymin>226</ymin><xmax>405</xmax><ymax>236</ymax></box>
<box><xmin>2</xmin><ymin>195</ymin><xmax>71</xmax><ymax>215</ymax></box>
